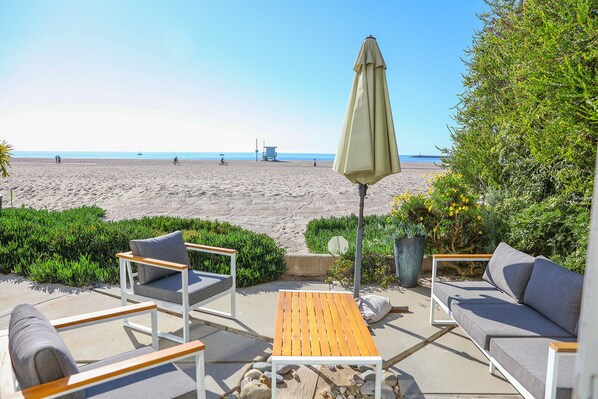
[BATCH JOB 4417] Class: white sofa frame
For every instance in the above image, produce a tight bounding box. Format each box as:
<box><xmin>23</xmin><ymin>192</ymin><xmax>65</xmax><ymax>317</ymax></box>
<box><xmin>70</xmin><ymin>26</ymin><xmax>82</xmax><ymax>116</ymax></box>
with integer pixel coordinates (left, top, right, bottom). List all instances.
<box><xmin>117</xmin><ymin>242</ymin><xmax>237</xmax><ymax>343</ymax></box>
<box><xmin>429</xmin><ymin>254</ymin><xmax>578</xmax><ymax>399</ymax></box>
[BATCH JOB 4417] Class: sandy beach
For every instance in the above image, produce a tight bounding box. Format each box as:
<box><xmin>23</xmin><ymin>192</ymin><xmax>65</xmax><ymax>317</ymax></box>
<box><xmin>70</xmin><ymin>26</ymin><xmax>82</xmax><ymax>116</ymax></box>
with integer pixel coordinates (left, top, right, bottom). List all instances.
<box><xmin>2</xmin><ymin>158</ymin><xmax>440</xmax><ymax>253</ymax></box>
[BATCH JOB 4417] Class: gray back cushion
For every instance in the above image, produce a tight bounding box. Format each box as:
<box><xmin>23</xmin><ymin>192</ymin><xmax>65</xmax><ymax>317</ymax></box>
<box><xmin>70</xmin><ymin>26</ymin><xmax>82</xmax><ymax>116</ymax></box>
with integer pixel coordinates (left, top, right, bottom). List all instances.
<box><xmin>524</xmin><ymin>257</ymin><xmax>583</xmax><ymax>335</ymax></box>
<box><xmin>482</xmin><ymin>242</ymin><xmax>535</xmax><ymax>303</ymax></box>
<box><xmin>130</xmin><ymin>231</ymin><xmax>190</xmax><ymax>285</ymax></box>
<box><xmin>9</xmin><ymin>304</ymin><xmax>82</xmax><ymax>399</ymax></box>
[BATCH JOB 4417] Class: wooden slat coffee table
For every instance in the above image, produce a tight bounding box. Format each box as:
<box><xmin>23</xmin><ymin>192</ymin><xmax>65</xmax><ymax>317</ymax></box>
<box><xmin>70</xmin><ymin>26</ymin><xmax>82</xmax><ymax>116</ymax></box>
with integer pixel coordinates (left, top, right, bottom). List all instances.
<box><xmin>271</xmin><ymin>290</ymin><xmax>382</xmax><ymax>399</ymax></box>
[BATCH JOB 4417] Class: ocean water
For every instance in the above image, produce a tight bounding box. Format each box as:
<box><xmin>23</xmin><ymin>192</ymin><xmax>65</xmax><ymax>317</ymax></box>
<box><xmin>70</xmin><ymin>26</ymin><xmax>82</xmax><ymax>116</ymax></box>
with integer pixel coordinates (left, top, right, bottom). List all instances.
<box><xmin>13</xmin><ymin>151</ymin><xmax>442</xmax><ymax>163</ymax></box>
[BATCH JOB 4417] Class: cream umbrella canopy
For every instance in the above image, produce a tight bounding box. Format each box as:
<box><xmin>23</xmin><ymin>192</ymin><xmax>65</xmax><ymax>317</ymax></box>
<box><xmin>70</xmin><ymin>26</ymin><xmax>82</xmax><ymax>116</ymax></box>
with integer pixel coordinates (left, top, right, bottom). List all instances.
<box><xmin>333</xmin><ymin>36</ymin><xmax>401</xmax><ymax>298</ymax></box>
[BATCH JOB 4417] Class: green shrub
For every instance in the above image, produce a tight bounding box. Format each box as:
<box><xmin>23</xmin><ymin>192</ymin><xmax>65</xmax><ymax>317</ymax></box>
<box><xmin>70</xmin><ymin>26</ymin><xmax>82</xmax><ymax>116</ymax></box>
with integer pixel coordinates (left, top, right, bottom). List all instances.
<box><xmin>306</xmin><ymin>214</ymin><xmax>399</xmax><ymax>286</ymax></box>
<box><xmin>391</xmin><ymin>172</ymin><xmax>493</xmax><ymax>254</ymax></box>
<box><xmin>0</xmin><ymin>206</ymin><xmax>286</xmax><ymax>287</ymax></box>
<box><xmin>27</xmin><ymin>254</ymin><xmax>116</xmax><ymax>286</ymax></box>
<box><xmin>325</xmin><ymin>252</ymin><xmax>396</xmax><ymax>288</ymax></box>
<box><xmin>444</xmin><ymin>0</ymin><xmax>596</xmax><ymax>272</ymax></box>
<box><xmin>305</xmin><ymin>214</ymin><xmax>391</xmax><ymax>255</ymax></box>
<box><xmin>383</xmin><ymin>217</ymin><xmax>426</xmax><ymax>240</ymax></box>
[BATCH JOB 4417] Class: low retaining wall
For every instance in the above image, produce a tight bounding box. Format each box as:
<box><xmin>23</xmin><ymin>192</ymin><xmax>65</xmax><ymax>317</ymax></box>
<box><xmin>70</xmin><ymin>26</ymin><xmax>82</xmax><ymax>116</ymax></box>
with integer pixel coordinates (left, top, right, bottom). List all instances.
<box><xmin>284</xmin><ymin>254</ymin><xmax>336</xmax><ymax>277</ymax></box>
<box><xmin>284</xmin><ymin>254</ymin><xmax>434</xmax><ymax>277</ymax></box>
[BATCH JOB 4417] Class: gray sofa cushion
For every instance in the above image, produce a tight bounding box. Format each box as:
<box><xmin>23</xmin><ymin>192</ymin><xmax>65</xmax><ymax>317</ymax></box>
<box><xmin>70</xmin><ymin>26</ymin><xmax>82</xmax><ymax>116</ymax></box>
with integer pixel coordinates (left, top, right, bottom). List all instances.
<box><xmin>452</xmin><ymin>303</ymin><xmax>574</xmax><ymax>350</ymax></box>
<box><xmin>130</xmin><ymin>231</ymin><xmax>190</xmax><ymax>285</ymax></box>
<box><xmin>81</xmin><ymin>346</ymin><xmax>197</xmax><ymax>399</ymax></box>
<box><xmin>482</xmin><ymin>242</ymin><xmax>535</xmax><ymax>303</ymax></box>
<box><xmin>524</xmin><ymin>257</ymin><xmax>583</xmax><ymax>335</ymax></box>
<box><xmin>134</xmin><ymin>270</ymin><xmax>233</xmax><ymax>306</ymax></box>
<box><xmin>489</xmin><ymin>337</ymin><xmax>576</xmax><ymax>399</ymax></box>
<box><xmin>433</xmin><ymin>281</ymin><xmax>517</xmax><ymax>311</ymax></box>
<box><xmin>8</xmin><ymin>304</ymin><xmax>82</xmax><ymax>399</ymax></box>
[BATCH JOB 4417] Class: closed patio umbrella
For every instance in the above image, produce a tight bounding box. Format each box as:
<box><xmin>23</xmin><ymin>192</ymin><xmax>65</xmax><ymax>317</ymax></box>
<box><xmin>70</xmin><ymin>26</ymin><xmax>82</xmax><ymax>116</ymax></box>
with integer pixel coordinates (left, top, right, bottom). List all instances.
<box><xmin>333</xmin><ymin>35</ymin><xmax>401</xmax><ymax>298</ymax></box>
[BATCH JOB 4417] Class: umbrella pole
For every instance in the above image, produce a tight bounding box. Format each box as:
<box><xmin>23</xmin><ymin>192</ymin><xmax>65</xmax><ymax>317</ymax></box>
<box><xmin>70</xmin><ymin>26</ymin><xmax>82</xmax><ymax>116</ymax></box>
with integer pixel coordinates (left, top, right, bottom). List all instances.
<box><xmin>353</xmin><ymin>183</ymin><xmax>368</xmax><ymax>298</ymax></box>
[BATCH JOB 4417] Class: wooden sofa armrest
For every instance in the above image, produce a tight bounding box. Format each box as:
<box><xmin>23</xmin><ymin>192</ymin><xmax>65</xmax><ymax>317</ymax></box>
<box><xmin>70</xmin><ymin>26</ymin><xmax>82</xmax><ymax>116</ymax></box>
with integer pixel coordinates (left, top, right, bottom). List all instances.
<box><xmin>116</xmin><ymin>252</ymin><xmax>189</xmax><ymax>271</ymax></box>
<box><xmin>51</xmin><ymin>302</ymin><xmax>157</xmax><ymax>332</ymax></box>
<box><xmin>185</xmin><ymin>243</ymin><xmax>238</xmax><ymax>256</ymax></box>
<box><xmin>549</xmin><ymin>342</ymin><xmax>578</xmax><ymax>353</ymax></box>
<box><xmin>7</xmin><ymin>340</ymin><xmax>205</xmax><ymax>399</ymax></box>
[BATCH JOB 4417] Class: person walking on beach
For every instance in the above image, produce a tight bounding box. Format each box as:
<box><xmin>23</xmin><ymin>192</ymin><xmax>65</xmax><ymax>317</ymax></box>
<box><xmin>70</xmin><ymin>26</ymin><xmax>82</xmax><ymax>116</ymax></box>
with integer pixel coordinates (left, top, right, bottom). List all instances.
<box><xmin>173</xmin><ymin>156</ymin><xmax>179</xmax><ymax>165</ymax></box>
<box><xmin>313</xmin><ymin>158</ymin><xmax>317</xmax><ymax>167</ymax></box>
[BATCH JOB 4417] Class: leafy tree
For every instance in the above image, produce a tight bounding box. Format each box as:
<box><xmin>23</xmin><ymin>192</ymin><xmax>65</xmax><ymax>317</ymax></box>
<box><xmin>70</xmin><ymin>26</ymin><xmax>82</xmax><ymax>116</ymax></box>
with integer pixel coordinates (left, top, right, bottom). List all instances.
<box><xmin>0</xmin><ymin>140</ymin><xmax>12</xmax><ymax>177</ymax></box>
<box><xmin>444</xmin><ymin>0</ymin><xmax>598</xmax><ymax>271</ymax></box>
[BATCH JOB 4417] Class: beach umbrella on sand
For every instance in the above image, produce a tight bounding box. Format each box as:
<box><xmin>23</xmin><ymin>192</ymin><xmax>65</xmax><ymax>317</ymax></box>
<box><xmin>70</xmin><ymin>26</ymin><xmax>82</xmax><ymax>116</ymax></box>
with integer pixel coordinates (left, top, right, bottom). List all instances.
<box><xmin>333</xmin><ymin>35</ymin><xmax>401</xmax><ymax>298</ymax></box>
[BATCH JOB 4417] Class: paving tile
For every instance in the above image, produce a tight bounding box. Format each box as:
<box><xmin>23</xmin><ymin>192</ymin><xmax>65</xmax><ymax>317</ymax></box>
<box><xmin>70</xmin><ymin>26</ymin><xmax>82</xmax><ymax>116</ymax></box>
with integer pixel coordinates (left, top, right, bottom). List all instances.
<box><xmin>391</xmin><ymin>328</ymin><xmax>519</xmax><ymax>397</ymax></box>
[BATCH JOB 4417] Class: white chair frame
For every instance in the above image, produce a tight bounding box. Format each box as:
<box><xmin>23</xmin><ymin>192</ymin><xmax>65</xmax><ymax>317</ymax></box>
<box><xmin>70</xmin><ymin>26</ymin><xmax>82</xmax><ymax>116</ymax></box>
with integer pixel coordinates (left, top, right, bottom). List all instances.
<box><xmin>429</xmin><ymin>254</ymin><xmax>578</xmax><ymax>399</ymax></box>
<box><xmin>118</xmin><ymin>243</ymin><xmax>237</xmax><ymax>343</ymax></box>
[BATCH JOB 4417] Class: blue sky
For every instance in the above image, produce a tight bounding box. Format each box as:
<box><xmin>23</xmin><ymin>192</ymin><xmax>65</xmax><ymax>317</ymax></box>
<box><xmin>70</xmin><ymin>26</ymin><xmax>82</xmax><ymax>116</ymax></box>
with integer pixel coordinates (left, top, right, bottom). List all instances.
<box><xmin>0</xmin><ymin>1</ymin><xmax>488</xmax><ymax>154</ymax></box>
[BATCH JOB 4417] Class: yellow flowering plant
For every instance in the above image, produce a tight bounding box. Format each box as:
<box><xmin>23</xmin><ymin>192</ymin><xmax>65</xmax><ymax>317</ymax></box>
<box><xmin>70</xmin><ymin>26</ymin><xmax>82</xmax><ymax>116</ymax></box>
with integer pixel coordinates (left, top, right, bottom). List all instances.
<box><xmin>390</xmin><ymin>172</ymin><xmax>489</xmax><ymax>254</ymax></box>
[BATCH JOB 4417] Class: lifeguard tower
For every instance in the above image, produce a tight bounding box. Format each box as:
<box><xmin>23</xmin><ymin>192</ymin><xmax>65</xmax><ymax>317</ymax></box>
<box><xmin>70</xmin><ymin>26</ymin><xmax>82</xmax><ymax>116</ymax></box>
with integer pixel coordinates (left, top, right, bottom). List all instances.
<box><xmin>262</xmin><ymin>146</ymin><xmax>278</xmax><ymax>161</ymax></box>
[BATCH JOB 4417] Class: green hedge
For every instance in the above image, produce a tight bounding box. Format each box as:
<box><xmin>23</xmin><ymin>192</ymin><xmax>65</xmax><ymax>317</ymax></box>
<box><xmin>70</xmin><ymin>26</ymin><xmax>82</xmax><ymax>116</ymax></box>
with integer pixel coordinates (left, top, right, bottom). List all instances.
<box><xmin>445</xmin><ymin>0</ymin><xmax>597</xmax><ymax>272</ymax></box>
<box><xmin>305</xmin><ymin>214</ymin><xmax>392</xmax><ymax>256</ymax></box>
<box><xmin>0</xmin><ymin>206</ymin><xmax>287</xmax><ymax>287</ymax></box>
<box><xmin>305</xmin><ymin>215</ymin><xmax>400</xmax><ymax>287</ymax></box>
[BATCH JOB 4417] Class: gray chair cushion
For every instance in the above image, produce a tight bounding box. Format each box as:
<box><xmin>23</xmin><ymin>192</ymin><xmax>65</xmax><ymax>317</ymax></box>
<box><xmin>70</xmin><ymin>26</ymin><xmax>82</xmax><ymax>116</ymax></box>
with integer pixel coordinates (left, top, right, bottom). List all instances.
<box><xmin>452</xmin><ymin>303</ymin><xmax>574</xmax><ymax>350</ymax></box>
<box><xmin>489</xmin><ymin>337</ymin><xmax>576</xmax><ymax>399</ymax></box>
<box><xmin>81</xmin><ymin>346</ymin><xmax>197</xmax><ymax>399</ymax></box>
<box><xmin>130</xmin><ymin>231</ymin><xmax>190</xmax><ymax>285</ymax></box>
<box><xmin>482</xmin><ymin>242</ymin><xmax>535</xmax><ymax>303</ymax></box>
<box><xmin>433</xmin><ymin>281</ymin><xmax>517</xmax><ymax>311</ymax></box>
<box><xmin>8</xmin><ymin>304</ymin><xmax>82</xmax><ymax>399</ymax></box>
<box><xmin>524</xmin><ymin>257</ymin><xmax>583</xmax><ymax>335</ymax></box>
<box><xmin>134</xmin><ymin>270</ymin><xmax>233</xmax><ymax>306</ymax></box>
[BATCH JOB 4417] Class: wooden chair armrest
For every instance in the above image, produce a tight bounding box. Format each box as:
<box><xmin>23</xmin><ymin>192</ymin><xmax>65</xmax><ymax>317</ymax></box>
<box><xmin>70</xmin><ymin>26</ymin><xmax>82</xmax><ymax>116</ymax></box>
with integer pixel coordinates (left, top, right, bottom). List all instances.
<box><xmin>8</xmin><ymin>341</ymin><xmax>205</xmax><ymax>399</ymax></box>
<box><xmin>116</xmin><ymin>252</ymin><xmax>188</xmax><ymax>271</ymax></box>
<box><xmin>549</xmin><ymin>342</ymin><xmax>578</xmax><ymax>353</ymax></box>
<box><xmin>432</xmin><ymin>254</ymin><xmax>493</xmax><ymax>260</ymax></box>
<box><xmin>185</xmin><ymin>243</ymin><xmax>238</xmax><ymax>256</ymax></box>
<box><xmin>51</xmin><ymin>302</ymin><xmax>157</xmax><ymax>332</ymax></box>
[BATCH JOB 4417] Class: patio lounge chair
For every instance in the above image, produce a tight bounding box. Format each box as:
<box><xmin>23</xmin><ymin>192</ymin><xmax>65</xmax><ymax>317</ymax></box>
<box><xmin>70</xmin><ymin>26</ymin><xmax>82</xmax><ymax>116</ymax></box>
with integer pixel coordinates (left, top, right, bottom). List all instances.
<box><xmin>0</xmin><ymin>301</ymin><xmax>206</xmax><ymax>399</ymax></box>
<box><xmin>116</xmin><ymin>231</ymin><xmax>236</xmax><ymax>343</ymax></box>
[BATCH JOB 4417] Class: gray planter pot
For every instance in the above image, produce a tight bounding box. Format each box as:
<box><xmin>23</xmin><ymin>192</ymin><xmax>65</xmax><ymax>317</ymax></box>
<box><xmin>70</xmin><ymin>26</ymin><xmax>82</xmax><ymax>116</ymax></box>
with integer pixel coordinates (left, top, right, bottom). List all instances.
<box><xmin>394</xmin><ymin>236</ymin><xmax>425</xmax><ymax>287</ymax></box>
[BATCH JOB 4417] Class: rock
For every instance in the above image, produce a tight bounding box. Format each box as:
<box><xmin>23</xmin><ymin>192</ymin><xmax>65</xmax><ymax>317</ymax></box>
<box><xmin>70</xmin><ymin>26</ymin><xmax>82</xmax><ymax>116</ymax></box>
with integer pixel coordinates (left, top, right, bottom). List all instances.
<box><xmin>360</xmin><ymin>382</ymin><xmax>395</xmax><ymax>398</ymax></box>
<box><xmin>266</xmin><ymin>355</ymin><xmax>272</xmax><ymax>363</ymax></box>
<box><xmin>328</xmin><ymin>365</ymin><xmax>336</xmax><ymax>371</ymax></box>
<box><xmin>276</xmin><ymin>364</ymin><xmax>292</xmax><ymax>374</ymax></box>
<box><xmin>292</xmin><ymin>371</ymin><xmax>300</xmax><ymax>381</ymax></box>
<box><xmin>264</xmin><ymin>371</ymin><xmax>284</xmax><ymax>385</ymax></box>
<box><xmin>239</xmin><ymin>380</ymin><xmax>271</xmax><ymax>399</ymax></box>
<box><xmin>361</xmin><ymin>370</ymin><xmax>376</xmax><ymax>382</ymax></box>
<box><xmin>347</xmin><ymin>396</ymin><xmax>355</xmax><ymax>399</ymax></box>
<box><xmin>244</xmin><ymin>369</ymin><xmax>263</xmax><ymax>380</ymax></box>
<box><xmin>358</xmin><ymin>364</ymin><xmax>373</xmax><ymax>372</ymax></box>
<box><xmin>382</xmin><ymin>370</ymin><xmax>398</xmax><ymax>387</ymax></box>
<box><xmin>339</xmin><ymin>386</ymin><xmax>347</xmax><ymax>394</ymax></box>
<box><xmin>240</xmin><ymin>377</ymin><xmax>253</xmax><ymax>388</ymax></box>
<box><xmin>253</xmin><ymin>362</ymin><xmax>271</xmax><ymax>372</ymax></box>
<box><xmin>353</xmin><ymin>373</ymin><xmax>364</xmax><ymax>385</ymax></box>
<box><xmin>259</xmin><ymin>374</ymin><xmax>271</xmax><ymax>389</ymax></box>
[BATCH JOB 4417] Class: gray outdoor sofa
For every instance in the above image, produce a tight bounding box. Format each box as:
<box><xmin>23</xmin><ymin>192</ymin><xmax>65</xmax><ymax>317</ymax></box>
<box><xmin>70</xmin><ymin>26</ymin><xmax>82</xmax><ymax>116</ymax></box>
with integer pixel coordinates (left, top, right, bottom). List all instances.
<box><xmin>429</xmin><ymin>242</ymin><xmax>583</xmax><ymax>399</ymax></box>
